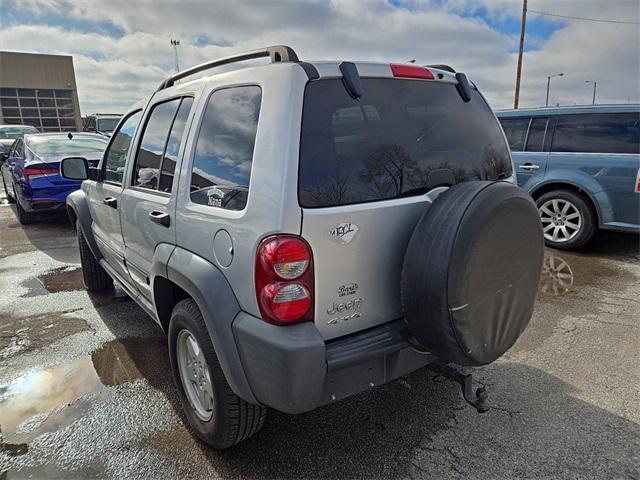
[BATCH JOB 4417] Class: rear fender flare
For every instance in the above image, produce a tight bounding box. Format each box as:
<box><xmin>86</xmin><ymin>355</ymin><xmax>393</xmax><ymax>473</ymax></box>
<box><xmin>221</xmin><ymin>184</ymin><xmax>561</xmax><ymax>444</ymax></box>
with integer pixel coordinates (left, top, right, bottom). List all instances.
<box><xmin>159</xmin><ymin>246</ymin><xmax>258</xmax><ymax>404</ymax></box>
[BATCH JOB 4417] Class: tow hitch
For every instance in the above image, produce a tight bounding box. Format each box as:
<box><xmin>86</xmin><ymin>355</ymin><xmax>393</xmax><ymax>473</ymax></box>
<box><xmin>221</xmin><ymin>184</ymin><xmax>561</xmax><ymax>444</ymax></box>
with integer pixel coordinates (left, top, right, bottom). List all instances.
<box><xmin>428</xmin><ymin>361</ymin><xmax>489</xmax><ymax>413</ymax></box>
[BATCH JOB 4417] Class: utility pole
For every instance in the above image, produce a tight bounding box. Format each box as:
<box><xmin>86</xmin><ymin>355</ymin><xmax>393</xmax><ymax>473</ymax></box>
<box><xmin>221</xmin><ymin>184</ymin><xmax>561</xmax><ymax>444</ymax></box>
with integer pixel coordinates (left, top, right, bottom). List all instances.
<box><xmin>585</xmin><ymin>80</ymin><xmax>597</xmax><ymax>105</ymax></box>
<box><xmin>514</xmin><ymin>0</ymin><xmax>527</xmax><ymax>109</ymax></box>
<box><xmin>170</xmin><ymin>39</ymin><xmax>181</xmax><ymax>73</ymax></box>
<box><xmin>545</xmin><ymin>73</ymin><xmax>564</xmax><ymax>107</ymax></box>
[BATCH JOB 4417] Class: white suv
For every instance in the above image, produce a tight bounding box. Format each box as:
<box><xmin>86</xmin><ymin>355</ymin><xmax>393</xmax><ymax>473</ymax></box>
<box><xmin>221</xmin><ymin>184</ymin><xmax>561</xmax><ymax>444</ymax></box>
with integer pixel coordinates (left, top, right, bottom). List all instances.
<box><xmin>61</xmin><ymin>45</ymin><xmax>544</xmax><ymax>448</ymax></box>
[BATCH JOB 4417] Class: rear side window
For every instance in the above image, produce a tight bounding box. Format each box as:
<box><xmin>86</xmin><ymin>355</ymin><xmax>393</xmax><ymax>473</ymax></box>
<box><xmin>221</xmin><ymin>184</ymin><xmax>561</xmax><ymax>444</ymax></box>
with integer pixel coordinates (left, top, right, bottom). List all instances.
<box><xmin>299</xmin><ymin>78</ymin><xmax>512</xmax><ymax>208</ymax></box>
<box><xmin>525</xmin><ymin>117</ymin><xmax>548</xmax><ymax>152</ymax></box>
<box><xmin>499</xmin><ymin>117</ymin><xmax>530</xmax><ymax>151</ymax></box>
<box><xmin>189</xmin><ymin>86</ymin><xmax>262</xmax><ymax>211</ymax></box>
<box><xmin>103</xmin><ymin>110</ymin><xmax>142</xmax><ymax>184</ymax></box>
<box><xmin>133</xmin><ymin>98</ymin><xmax>181</xmax><ymax>190</ymax></box>
<box><xmin>551</xmin><ymin>113</ymin><xmax>640</xmax><ymax>154</ymax></box>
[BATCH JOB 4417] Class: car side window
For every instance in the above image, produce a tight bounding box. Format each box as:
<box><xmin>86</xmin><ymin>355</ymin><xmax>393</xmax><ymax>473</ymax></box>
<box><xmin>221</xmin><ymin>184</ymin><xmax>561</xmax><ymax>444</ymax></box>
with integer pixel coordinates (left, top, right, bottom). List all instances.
<box><xmin>132</xmin><ymin>98</ymin><xmax>181</xmax><ymax>191</ymax></box>
<box><xmin>499</xmin><ymin>117</ymin><xmax>530</xmax><ymax>151</ymax></box>
<box><xmin>525</xmin><ymin>118</ymin><xmax>548</xmax><ymax>152</ymax></box>
<box><xmin>14</xmin><ymin>139</ymin><xmax>24</xmax><ymax>158</ymax></box>
<box><xmin>160</xmin><ymin>97</ymin><xmax>193</xmax><ymax>192</ymax></box>
<box><xmin>189</xmin><ymin>86</ymin><xmax>262</xmax><ymax>211</ymax></box>
<box><xmin>103</xmin><ymin>110</ymin><xmax>142</xmax><ymax>184</ymax></box>
<box><xmin>551</xmin><ymin>113</ymin><xmax>640</xmax><ymax>154</ymax></box>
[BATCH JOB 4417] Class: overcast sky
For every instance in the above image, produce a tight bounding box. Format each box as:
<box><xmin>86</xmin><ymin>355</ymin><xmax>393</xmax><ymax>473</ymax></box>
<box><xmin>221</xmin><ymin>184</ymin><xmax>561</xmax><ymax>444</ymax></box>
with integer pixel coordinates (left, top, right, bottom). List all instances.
<box><xmin>1</xmin><ymin>0</ymin><xmax>638</xmax><ymax>114</ymax></box>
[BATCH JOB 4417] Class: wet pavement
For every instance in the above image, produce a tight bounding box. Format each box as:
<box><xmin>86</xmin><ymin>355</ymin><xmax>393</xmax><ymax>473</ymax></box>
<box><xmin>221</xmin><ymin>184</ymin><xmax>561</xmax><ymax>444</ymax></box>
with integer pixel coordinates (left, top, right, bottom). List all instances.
<box><xmin>0</xmin><ymin>189</ymin><xmax>639</xmax><ymax>479</ymax></box>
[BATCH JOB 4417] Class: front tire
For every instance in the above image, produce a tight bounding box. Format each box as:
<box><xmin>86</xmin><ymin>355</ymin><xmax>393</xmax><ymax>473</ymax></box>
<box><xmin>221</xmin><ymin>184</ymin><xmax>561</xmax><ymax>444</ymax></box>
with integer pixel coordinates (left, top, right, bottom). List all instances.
<box><xmin>536</xmin><ymin>190</ymin><xmax>596</xmax><ymax>250</ymax></box>
<box><xmin>168</xmin><ymin>299</ymin><xmax>267</xmax><ymax>449</ymax></box>
<box><xmin>77</xmin><ymin>221</ymin><xmax>113</xmax><ymax>291</ymax></box>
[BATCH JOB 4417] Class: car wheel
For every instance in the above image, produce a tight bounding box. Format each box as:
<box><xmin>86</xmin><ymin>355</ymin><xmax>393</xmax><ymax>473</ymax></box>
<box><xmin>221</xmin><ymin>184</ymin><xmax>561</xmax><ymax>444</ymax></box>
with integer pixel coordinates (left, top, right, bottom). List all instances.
<box><xmin>536</xmin><ymin>190</ymin><xmax>596</xmax><ymax>250</ymax></box>
<box><xmin>77</xmin><ymin>221</ymin><xmax>113</xmax><ymax>291</ymax></box>
<box><xmin>2</xmin><ymin>176</ymin><xmax>15</xmax><ymax>203</ymax></box>
<box><xmin>169</xmin><ymin>298</ymin><xmax>267</xmax><ymax>449</ymax></box>
<box><xmin>13</xmin><ymin>187</ymin><xmax>37</xmax><ymax>224</ymax></box>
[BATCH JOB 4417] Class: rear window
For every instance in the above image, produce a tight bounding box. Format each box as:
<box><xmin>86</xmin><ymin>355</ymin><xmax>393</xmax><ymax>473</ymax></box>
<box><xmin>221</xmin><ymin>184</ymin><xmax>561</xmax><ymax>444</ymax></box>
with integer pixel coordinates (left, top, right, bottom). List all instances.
<box><xmin>29</xmin><ymin>136</ymin><xmax>108</xmax><ymax>156</ymax></box>
<box><xmin>298</xmin><ymin>78</ymin><xmax>512</xmax><ymax>208</ymax></box>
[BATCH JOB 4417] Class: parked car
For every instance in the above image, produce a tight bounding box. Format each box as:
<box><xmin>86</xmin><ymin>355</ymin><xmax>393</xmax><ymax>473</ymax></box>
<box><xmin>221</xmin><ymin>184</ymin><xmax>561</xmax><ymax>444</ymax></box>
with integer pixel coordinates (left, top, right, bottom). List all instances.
<box><xmin>0</xmin><ymin>124</ymin><xmax>39</xmax><ymax>158</ymax></box>
<box><xmin>83</xmin><ymin>113</ymin><xmax>122</xmax><ymax>136</ymax></box>
<box><xmin>1</xmin><ymin>132</ymin><xmax>108</xmax><ymax>224</ymax></box>
<box><xmin>496</xmin><ymin>105</ymin><xmax>640</xmax><ymax>249</ymax></box>
<box><xmin>61</xmin><ymin>45</ymin><xmax>544</xmax><ymax>449</ymax></box>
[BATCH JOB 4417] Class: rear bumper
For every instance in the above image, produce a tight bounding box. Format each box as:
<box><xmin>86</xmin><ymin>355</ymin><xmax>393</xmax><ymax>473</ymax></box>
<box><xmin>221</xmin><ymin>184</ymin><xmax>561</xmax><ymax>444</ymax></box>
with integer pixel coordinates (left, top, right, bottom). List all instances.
<box><xmin>232</xmin><ymin>314</ymin><xmax>435</xmax><ymax>414</ymax></box>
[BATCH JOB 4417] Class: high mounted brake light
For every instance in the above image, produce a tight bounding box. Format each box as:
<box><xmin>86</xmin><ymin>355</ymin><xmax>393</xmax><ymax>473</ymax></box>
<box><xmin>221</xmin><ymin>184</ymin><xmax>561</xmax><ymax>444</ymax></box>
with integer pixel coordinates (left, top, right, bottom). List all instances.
<box><xmin>255</xmin><ymin>235</ymin><xmax>314</xmax><ymax>325</ymax></box>
<box><xmin>390</xmin><ymin>64</ymin><xmax>435</xmax><ymax>80</ymax></box>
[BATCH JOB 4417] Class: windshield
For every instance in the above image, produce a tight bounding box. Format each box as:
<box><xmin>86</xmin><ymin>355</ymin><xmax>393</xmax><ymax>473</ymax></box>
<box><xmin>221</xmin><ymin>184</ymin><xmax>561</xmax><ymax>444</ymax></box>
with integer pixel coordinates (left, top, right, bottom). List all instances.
<box><xmin>97</xmin><ymin>118</ymin><xmax>120</xmax><ymax>133</ymax></box>
<box><xmin>0</xmin><ymin>126</ymin><xmax>38</xmax><ymax>139</ymax></box>
<box><xmin>29</xmin><ymin>136</ymin><xmax>108</xmax><ymax>156</ymax></box>
<box><xmin>298</xmin><ymin>78</ymin><xmax>512</xmax><ymax>208</ymax></box>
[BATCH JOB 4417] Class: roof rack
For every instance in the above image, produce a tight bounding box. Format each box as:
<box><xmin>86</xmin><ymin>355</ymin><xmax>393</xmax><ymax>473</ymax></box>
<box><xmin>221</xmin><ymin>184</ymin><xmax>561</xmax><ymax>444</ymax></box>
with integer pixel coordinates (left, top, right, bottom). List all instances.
<box><xmin>426</xmin><ymin>64</ymin><xmax>456</xmax><ymax>73</ymax></box>
<box><xmin>157</xmin><ymin>45</ymin><xmax>299</xmax><ymax>91</ymax></box>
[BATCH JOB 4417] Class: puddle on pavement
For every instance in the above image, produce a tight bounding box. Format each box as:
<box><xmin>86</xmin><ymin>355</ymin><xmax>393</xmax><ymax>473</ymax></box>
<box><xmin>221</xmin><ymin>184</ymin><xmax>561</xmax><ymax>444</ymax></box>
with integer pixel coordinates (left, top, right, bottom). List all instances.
<box><xmin>536</xmin><ymin>249</ymin><xmax>624</xmax><ymax>300</ymax></box>
<box><xmin>0</xmin><ymin>337</ymin><xmax>168</xmax><ymax>452</ymax></box>
<box><xmin>20</xmin><ymin>267</ymin><xmax>84</xmax><ymax>297</ymax></box>
<box><xmin>0</xmin><ymin>310</ymin><xmax>91</xmax><ymax>360</ymax></box>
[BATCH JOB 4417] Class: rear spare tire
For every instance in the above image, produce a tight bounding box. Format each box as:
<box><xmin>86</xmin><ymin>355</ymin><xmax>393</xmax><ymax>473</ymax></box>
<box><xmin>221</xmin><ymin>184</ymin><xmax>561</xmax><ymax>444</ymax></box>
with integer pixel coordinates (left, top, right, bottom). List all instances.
<box><xmin>401</xmin><ymin>181</ymin><xmax>544</xmax><ymax>366</ymax></box>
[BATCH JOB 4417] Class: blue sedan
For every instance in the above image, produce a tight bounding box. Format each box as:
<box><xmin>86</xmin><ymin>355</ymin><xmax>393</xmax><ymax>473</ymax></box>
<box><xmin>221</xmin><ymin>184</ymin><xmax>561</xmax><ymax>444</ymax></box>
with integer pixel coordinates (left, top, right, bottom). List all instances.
<box><xmin>1</xmin><ymin>132</ymin><xmax>108</xmax><ymax>224</ymax></box>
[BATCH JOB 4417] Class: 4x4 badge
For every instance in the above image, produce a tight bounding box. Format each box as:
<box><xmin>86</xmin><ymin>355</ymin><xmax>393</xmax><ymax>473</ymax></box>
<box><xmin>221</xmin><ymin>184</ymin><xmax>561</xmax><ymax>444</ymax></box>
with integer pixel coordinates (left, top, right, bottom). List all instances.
<box><xmin>329</xmin><ymin>222</ymin><xmax>358</xmax><ymax>244</ymax></box>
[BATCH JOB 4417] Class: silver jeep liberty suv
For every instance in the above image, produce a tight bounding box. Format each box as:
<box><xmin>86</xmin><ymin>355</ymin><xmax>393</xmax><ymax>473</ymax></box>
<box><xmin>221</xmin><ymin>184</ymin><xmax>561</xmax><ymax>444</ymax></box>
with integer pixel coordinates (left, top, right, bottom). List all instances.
<box><xmin>61</xmin><ymin>45</ymin><xmax>544</xmax><ymax>449</ymax></box>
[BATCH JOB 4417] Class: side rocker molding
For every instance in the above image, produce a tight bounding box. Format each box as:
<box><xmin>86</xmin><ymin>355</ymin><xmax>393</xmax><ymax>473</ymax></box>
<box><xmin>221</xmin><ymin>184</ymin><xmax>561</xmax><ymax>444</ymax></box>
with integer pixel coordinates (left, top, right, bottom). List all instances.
<box><xmin>66</xmin><ymin>190</ymin><xmax>102</xmax><ymax>260</ymax></box>
<box><xmin>158</xmin><ymin>247</ymin><xmax>259</xmax><ymax>405</ymax></box>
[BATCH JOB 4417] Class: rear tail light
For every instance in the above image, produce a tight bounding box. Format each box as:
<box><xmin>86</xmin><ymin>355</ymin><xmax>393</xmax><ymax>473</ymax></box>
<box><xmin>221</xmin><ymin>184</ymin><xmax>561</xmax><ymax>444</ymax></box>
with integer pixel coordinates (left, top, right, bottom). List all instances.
<box><xmin>390</xmin><ymin>64</ymin><xmax>435</xmax><ymax>80</ymax></box>
<box><xmin>255</xmin><ymin>235</ymin><xmax>314</xmax><ymax>325</ymax></box>
<box><xmin>24</xmin><ymin>165</ymin><xmax>58</xmax><ymax>181</ymax></box>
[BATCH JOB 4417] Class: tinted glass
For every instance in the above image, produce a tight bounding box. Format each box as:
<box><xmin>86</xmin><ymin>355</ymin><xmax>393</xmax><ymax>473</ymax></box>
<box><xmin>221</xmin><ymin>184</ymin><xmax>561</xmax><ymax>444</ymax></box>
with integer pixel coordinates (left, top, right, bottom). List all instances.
<box><xmin>525</xmin><ymin>118</ymin><xmax>548</xmax><ymax>152</ymax></box>
<box><xmin>29</xmin><ymin>136</ymin><xmax>107</xmax><ymax>156</ymax></box>
<box><xmin>160</xmin><ymin>97</ymin><xmax>193</xmax><ymax>192</ymax></box>
<box><xmin>299</xmin><ymin>79</ymin><xmax>512</xmax><ymax>208</ymax></box>
<box><xmin>96</xmin><ymin>118</ymin><xmax>120</xmax><ymax>133</ymax></box>
<box><xmin>133</xmin><ymin>99</ymin><xmax>181</xmax><ymax>190</ymax></box>
<box><xmin>190</xmin><ymin>86</ymin><xmax>262</xmax><ymax>210</ymax></box>
<box><xmin>103</xmin><ymin>110</ymin><xmax>142</xmax><ymax>184</ymax></box>
<box><xmin>499</xmin><ymin>117</ymin><xmax>530</xmax><ymax>151</ymax></box>
<box><xmin>551</xmin><ymin>113</ymin><xmax>640</xmax><ymax>154</ymax></box>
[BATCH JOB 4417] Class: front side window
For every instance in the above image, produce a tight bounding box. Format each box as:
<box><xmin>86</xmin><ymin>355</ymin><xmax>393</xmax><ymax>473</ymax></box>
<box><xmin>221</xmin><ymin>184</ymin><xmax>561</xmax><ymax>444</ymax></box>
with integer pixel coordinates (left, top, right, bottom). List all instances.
<box><xmin>299</xmin><ymin>79</ymin><xmax>512</xmax><ymax>208</ymax></box>
<box><xmin>190</xmin><ymin>86</ymin><xmax>262</xmax><ymax>210</ymax></box>
<box><xmin>551</xmin><ymin>113</ymin><xmax>640</xmax><ymax>154</ymax></box>
<box><xmin>160</xmin><ymin>97</ymin><xmax>193</xmax><ymax>192</ymax></box>
<box><xmin>499</xmin><ymin>118</ymin><xmax>530</xmax><ymax>152</ymax></box>
<box><xmin>103</xmin><ymin>110</ymin><xmax>142</xmax><ymax>184</ymax></box>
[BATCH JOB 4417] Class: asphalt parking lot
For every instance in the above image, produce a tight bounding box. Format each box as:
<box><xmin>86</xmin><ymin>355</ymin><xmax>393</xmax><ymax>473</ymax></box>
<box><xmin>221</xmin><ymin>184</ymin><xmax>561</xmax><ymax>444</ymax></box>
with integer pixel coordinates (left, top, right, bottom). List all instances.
<box><xmin>0</xmin><ymin>191</ymin><xmax>638</xmax><ymax>479</ymax></box>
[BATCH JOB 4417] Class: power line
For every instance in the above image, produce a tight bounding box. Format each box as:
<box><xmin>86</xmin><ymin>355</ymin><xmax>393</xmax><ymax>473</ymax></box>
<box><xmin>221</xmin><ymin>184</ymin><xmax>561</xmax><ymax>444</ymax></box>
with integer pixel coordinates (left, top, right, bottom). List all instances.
<box><xmin>528</xmin><ymin>9</ymin><xmax>640</xmax><ymax>25</ymax></box>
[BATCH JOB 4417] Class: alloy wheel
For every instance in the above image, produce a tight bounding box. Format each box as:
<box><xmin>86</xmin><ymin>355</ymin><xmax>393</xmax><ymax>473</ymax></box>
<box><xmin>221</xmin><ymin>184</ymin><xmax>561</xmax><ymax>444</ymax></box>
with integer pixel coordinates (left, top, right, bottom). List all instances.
<box><xmin>176</xmin><ymin>329</ymin><xmax>214</xmax><ymax>422</ymax></box>
<box><xmin>539</xmin><ymin>198</ymin><xmax>582</xmax><ymax>243</ymax></box>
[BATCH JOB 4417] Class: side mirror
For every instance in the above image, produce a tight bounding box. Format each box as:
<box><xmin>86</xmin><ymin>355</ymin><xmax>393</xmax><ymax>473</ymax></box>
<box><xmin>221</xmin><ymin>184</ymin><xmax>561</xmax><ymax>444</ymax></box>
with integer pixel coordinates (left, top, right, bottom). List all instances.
<box><xmin>0</xmin><ymin>152</ymin><xmax>7</xmax><ymax>163</ymax></box>
<box><xmin>61</xmin><ymin>157</ymin><xmax>89</xmax><ymax>180</ymax></box>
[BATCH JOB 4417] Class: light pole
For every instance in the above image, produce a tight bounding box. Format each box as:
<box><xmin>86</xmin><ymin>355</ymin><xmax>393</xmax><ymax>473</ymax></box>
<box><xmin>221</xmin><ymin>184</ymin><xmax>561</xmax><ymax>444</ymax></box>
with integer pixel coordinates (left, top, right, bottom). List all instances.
<box><xmin>514</xmin><ymin>0</ymin><xmax>527</xmax><ymax>109</ymax></box>
<box><xmin>170</xmin><ymin>39</ymin><xmax>181</xmax><ymax>73</ymax></box>
<box><xmin>545</xmin><ymin>72</ymin><xmax>564</xmax><ymax>107</ymax></box>
<box><xmin>585</xmin><ymin>80</ymin><xmax>597</xmax><ymax>105</ymax></box>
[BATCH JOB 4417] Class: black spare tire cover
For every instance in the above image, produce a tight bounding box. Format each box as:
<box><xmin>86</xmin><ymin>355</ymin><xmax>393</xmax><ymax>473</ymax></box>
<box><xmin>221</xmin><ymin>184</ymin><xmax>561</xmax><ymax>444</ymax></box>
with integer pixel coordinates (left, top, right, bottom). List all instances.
<box><xmin>401</xmin><ymin>181</ymin><xmax>544</xmax><ymax>366</ymax></box>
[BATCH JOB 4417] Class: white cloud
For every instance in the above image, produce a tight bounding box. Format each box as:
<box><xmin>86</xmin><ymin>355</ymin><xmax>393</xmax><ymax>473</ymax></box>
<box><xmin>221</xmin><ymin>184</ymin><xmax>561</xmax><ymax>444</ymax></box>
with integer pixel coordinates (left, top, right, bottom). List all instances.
<box><xmin>1</xmin><ymin>0</ymin><xmax>638</xmax><ymax>112</ymax></box>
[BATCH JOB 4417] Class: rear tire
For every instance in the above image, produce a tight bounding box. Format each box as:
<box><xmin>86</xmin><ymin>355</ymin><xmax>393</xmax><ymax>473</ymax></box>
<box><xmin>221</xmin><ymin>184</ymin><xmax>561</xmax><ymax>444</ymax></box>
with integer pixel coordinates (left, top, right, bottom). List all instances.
<box><xmin>536</xmin><ymin>190</ymin><xmax>596</xmax><ymax>250</ymax></box>
<box><xmin>168</xmin><ymin>298</ymin><xmax>267</xmax><ymax>449</ymax></box>
<box><xmin>2</xmin><ymin>177</ymin><xmax>15</xmax><ymax>203</ymax></box>
<box><xmin>77</xmin><ymin>221</ymin><xmax>113</xmax><ymax>291</ymax></box>
<box><xmin>14</xmin><ymin>188</ymin><xmax>37</xmax><ymax>224</ymax></box>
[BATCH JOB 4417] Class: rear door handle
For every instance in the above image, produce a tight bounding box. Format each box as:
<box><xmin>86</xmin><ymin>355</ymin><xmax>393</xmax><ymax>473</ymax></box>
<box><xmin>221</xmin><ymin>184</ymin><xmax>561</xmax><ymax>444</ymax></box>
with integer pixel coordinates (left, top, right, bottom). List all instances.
<box><xmin>519</xmin><ymin>164</ymin><xmax>540</xmax><ymax>171</ymax></box>
<box><xmin>103</xmin><ymin>197</ymin><xmax>117</xmax><ymax>208</ymax></box>
<box><xmin>148</xmin><ymin>210</ymin><xmax>170</xmax><ymax>227</ymax></box>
